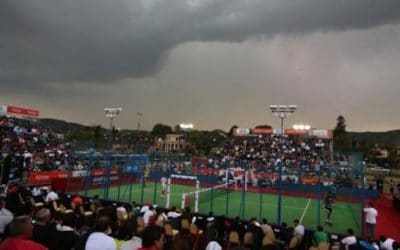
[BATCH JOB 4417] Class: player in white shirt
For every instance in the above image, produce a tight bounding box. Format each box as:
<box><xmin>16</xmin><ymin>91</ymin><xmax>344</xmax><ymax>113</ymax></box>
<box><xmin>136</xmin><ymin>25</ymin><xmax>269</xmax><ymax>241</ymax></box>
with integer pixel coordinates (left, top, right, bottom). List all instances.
<box><xmin>379</xmin><ymin>236</ymin><xmax>399</xmax><ymax>250</ymax></box>
<box><xmin>363</xmin><ymin>203</ymin><xmax>378</xmax><ymax>240</ymax></box>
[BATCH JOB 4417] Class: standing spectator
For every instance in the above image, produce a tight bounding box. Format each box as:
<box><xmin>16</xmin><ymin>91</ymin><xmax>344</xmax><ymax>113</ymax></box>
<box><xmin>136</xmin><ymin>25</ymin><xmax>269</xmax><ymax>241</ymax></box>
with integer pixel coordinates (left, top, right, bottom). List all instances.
<box><xmin>85</xmin><ymin>215</ymin><xmax>116</xmax><ymax>250</ymax></box>
<box><xmin>0</xmin><ymin>198</ymin><xmax>13</xmax><ymax>238</ymax></box>
<box><xmin>0</xmin><ymin>215</ymin><xmax>47</xmax><ymax>250</ymax></box>
<box><xmin>363</xmin><ymin>203</ymin><xmax>378</xmax><ymax>241</ymax></box>
<box><xmin>138</xmin><ymin>225</ymin><xmax>165</xmax><ymax>250</ymax></box>
<box><xmin>341</xmin><ymin>228</ymin><xmax>357</xmax><ymax>250</ymax></box>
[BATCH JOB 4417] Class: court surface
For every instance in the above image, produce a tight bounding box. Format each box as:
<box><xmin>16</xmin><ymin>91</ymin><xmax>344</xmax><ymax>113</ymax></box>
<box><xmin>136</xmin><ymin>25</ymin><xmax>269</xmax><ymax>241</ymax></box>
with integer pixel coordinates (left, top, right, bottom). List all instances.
<box><xmin>82</xmin><ymin>182</ymin><xmax>362</xmax><ymax>235</ymax></box>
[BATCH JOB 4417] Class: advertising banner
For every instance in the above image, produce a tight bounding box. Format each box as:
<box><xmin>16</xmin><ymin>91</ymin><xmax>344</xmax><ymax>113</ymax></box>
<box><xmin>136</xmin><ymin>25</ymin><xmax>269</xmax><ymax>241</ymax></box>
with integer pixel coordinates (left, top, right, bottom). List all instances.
<box><xmin>234</xmin><ymin>128</ymin><xmax>250</xmax><ymax>136</ymax></box>
<box><xmin>7</xmin><ymin>105</ymin><xmax>39</xmax><ymax>117</ymax></box>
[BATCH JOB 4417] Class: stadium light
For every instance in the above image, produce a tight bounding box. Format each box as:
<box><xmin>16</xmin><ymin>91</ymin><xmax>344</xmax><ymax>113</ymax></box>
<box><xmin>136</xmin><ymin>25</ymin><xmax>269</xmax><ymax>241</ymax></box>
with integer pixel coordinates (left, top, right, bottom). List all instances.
<box><xmin>293</xmin><ymin>124</ymin><xmax>311</xmax><ymax>131</ymax></box>
<box><xmin>269</xmin><ymin>105</ymin><xmax>297</xmax><ymax>134</ymax></box>
<box><xmin>179</xmin><ymin>123</ymin><xmax>194</xmax><ymax>130</ymax></box>
<box><xmin>104</xmin><ymin>107</ymin><xmax>122</xmax><ymax>149</ymax></box>
<box><xmin>137</xmin><ymin>112</ymin><xmax>143</xmax><ymax>130</ymax></box>
<box><xmin>269</xmin><ymin>105</ymin><xmax>297</xmax><ymax>226</ymax></box>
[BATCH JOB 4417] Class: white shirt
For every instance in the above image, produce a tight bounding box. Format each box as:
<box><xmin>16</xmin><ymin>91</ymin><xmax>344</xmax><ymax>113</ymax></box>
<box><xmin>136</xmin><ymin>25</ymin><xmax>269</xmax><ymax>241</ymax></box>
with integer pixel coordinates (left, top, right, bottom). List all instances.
<box><xmin>45</xmin><ymin>191</ymin><xmax>59</xmax><ymax>202</ymax></box>
<box><xmin>380</xmin><ymin>239</ymin><xmax>395</xmax><ymax>250</ymax></box>
<box><xmin>167</xmin><ymin>211</ymin><xmax>181</xmax><ymax>219</ymax></box>
<box><xmin>120</xmin><ymin>236</ymin><xmax>142</xmax><ymax>250</ymax></box>
<box><xmin>85</xmin><ymin>232</ymin><xmax>117</xmax><ymax>250</ymax></box>
<box><xmin>206</xmin><ymin>241</ymin><xmax>222</xmax><ymax>250</ymax></box>
<box><xmin>294</xmin><ymin>224</ymin><xmax>305</xmax><ymax>237</ymax></box>
<box><xmin>0</xmin><ymin>208</ymin><xmax>13</xmax><ymax>234</ymax></box>
<box><xmin>140</xmin><ymin>205</ymin><xmax>149</xmax><ymax>213</ymax></box>
<box><xmin>341</xmin><ymin>236</ymin><xmax>357</xmax><ymax>250</ymax></box>
<box><xmin>363</xmin><ymin>207</ymin><xmax>378</xmax><ymax>224</ymax></box>
<box><xmin>143</xmin><ymin>210</ymin><xmax>155</xmax><ymax>225</ymax></box>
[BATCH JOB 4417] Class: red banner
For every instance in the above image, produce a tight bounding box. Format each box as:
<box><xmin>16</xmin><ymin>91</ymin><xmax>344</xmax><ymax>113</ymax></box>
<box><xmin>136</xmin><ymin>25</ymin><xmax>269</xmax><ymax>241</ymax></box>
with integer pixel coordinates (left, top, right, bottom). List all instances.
<box><xmin>252</xmin><ymin>128</ymin><xmax>273</xmax><ymax>134</ymax></box>
<box><xmin>7</xmin><ymin>105</ymin><xmax>39</xmax><ymax>117</ymax></box>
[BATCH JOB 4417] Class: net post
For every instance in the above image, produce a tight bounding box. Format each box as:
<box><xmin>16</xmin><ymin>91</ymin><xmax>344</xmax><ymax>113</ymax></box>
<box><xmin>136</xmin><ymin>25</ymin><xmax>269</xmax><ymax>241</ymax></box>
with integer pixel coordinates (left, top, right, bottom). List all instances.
<box><xmin>166</xmin><ymin>178</ymin><xmax>171</xmax><ymax>208</ymax></box>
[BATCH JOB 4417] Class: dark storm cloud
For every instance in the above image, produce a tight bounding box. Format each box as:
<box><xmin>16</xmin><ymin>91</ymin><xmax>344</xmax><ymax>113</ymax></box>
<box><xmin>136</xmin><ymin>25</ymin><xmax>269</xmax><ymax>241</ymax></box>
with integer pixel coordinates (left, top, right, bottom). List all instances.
<box><xmin>1</xmin><ymin>0</ymin><xmax>400</xmax><ymax>85</ymax></box>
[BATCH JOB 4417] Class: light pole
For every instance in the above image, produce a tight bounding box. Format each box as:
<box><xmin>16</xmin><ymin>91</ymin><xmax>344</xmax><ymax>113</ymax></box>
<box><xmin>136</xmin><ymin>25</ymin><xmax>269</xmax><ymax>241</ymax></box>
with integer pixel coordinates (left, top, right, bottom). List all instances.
<box><xmin>137</xmin><ymin>112</ymin><xmax>143</xmax><ymax>130</ymax></box>
<box><xmin>103</xmin><ymin>107</ymin><xmax>122</xmax><ymax>199</ymax></box>
<box><xmin>269</xmin><ymin>105</ymin><xmax>297</xmax><ymax>225</ymax></box>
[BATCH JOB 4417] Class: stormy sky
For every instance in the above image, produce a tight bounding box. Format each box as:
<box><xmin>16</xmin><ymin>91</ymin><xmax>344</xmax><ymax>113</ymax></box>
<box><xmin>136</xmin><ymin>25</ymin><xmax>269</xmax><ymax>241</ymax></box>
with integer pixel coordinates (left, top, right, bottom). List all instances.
<box><xmin>1</xmin><ymin>0</ymin><xmax>400</xmax><ymax>131</ymax></box>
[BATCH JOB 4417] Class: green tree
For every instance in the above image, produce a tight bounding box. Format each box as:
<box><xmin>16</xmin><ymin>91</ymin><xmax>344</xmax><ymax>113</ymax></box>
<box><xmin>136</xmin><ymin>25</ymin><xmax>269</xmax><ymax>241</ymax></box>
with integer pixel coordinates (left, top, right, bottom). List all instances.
<box><xmin>255</xmin><ymin>124</ymin><xmax>273</xmax><ymax>129</ymax></box>
<box><xmin>151</xmin><ymin>123</ymin><xmax>173</xmax><ymax>138</ymax></box>
<box><xmin>333</xmin><ymin>115</ymin><xmax>351</xmax><ymax>153</ymax></box>
<box><xmin>93</xmin><ymin>125</ymin><xmax>102</xmax><ymax>149</ymax></box>
<box><xmin>228</xmin><ymin>125</ymin><xmax>238</xmax><ymax>137</ymax></box>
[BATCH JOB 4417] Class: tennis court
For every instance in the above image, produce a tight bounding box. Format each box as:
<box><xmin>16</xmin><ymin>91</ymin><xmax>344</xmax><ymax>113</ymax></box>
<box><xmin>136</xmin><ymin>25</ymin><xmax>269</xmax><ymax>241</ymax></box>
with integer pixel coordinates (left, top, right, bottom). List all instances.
<box><xmin>82</xmin><ymin>182</ymin><xmax>362</xmax><ymax>235</ymax></box>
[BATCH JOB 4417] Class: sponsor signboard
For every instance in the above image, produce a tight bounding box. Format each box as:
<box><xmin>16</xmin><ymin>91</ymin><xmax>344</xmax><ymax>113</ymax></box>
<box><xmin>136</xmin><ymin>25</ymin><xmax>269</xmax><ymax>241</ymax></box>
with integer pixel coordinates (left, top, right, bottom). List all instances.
<box><xmin>7</xmin><ymin>105</ymin><xmax>39</xmax><ymax>117</ymax></box>
<box><xmin>234</xmin><ymin>128</ymin><xmax>250</xmax><ymax>136</ymax></box>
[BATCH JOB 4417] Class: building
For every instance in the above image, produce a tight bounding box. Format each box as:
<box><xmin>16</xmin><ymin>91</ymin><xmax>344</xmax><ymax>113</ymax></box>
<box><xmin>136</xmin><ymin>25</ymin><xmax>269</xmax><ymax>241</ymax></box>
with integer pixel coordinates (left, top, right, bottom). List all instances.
<box><xmin>155</xmin><ymin>134</ymin><xmax>185</xmax><ymax>152</ymax></box>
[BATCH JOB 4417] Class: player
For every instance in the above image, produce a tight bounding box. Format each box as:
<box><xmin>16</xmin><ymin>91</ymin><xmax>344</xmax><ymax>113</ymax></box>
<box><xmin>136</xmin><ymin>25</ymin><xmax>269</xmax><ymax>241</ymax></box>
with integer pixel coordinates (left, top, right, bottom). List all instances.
<box><xmin>324</xmin><ymin>191</ymin><xmax>335</xmax><ymax>225</ymax></box>
<box><xmin>161</xmin><ymin>176</ymin><xmax>167</xmax><ymax>198</ymax></box>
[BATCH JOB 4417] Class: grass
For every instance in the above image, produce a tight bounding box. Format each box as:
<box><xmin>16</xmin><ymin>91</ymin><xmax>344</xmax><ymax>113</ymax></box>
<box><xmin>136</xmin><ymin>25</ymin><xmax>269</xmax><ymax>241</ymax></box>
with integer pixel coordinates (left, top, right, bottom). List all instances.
<box><xmin>82</xmin><ymin>182</ymin><xmax>362</xmax><ymax>235</ymax></box>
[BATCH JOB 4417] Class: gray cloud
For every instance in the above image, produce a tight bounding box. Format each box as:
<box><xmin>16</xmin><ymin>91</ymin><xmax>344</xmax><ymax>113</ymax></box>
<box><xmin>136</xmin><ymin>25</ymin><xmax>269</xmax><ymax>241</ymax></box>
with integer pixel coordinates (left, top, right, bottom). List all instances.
<box><xmin>1</xmin><ymin>0</ymin><xmax>400</xmax><ymax>85</ymax></box>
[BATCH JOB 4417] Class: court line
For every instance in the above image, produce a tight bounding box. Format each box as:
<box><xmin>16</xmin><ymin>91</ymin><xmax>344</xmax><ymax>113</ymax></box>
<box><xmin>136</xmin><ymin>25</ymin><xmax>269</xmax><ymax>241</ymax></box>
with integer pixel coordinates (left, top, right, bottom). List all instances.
<box><xmin>299</xmin><ymin>198</ymin><xmax>311</xmax><ymax>223</ymax></box>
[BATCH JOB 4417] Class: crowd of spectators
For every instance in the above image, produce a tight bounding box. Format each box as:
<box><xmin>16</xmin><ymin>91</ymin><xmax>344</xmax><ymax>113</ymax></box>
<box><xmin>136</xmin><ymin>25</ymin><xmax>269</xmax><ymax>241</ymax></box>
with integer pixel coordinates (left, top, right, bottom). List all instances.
<box><xmin>208</xmin><ymin>134</ymin><xmax>331</xmax><ymax>172</ymax></box>
<box><xmin>0</xmin><ymin>182</ymin><xmax>398</xmax><ymax>250</ymax></box>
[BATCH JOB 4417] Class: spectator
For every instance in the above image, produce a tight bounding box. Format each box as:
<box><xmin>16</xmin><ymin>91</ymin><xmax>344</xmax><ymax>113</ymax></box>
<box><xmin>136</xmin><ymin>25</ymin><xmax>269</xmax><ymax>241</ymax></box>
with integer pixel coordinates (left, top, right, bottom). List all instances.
<box><xmin>341</xmin><ymin>228</ymin><xmax>357</xmax><ymax>250</ymax></box>
<box><xmin>0</xmin><ymin>215</ymin><xmax>47</xmax><ymax>250</ymax></box>
<box><xmin>45</xmin><ymin>187</ymin><xmax>59</xmax><ymax>203</ymax></box>
<box><xmin>289</xmin><ymin>219</ymin><xmax>304</xmax><ymax>249</ymax></box>
<box><xmin>120</xmin><ymin>217</ymin><xmax>142</xmax><ymax>250</ymax></box>
<box><xmin>85</xmin><ymin>215</ymin><xmax>116</xmax><ymax>250</ymax></box>
<box><xmin>310</xmin><ymin>226</ymin><xmax>329</xmax><ymax>250</ymax></box>
<box><xmin>143</xmin><ymin>205</ymin><xmax>155</xmax><ymax>226</ymax></box>
<box><xmin>138</xmin><ymin>225</ymin><xmax>165</xmax><ymax>250</ymax></box>
<box><xmin>379</xmin><ymin>235</ymin><xmax>400</xmax><ymax>250</ymax></box>
<box><xmin>0</xmin><ymin>198</ymin><xmax>13</xmax><ymax>238</ymax></box>
<box><xmin>363</xmin><ymin>203</ymin><xmax>378</xmax><ymax>241</ymax></box>
<box><xmin>32</xmin><ymin>208</ymin><xmax>57</xmax><ymax>249</ymax></box>
<box><xmin>55</xmin><ymin>212</ymin><xmax>80</xmax><ymax>250</ymax></box>
<box><xmin>172</xmin><ymin>234</ymin><xmax>193</xmax><ymax>250</ymax></box>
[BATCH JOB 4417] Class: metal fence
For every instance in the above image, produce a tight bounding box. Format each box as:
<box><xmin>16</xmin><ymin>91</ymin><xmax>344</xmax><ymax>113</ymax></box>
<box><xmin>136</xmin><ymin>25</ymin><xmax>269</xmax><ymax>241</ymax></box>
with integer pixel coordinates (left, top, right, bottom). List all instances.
<box><xmin>62</xmin><ymin>152</ymin><xmax>375</xmax><ymax>236</ymax></box>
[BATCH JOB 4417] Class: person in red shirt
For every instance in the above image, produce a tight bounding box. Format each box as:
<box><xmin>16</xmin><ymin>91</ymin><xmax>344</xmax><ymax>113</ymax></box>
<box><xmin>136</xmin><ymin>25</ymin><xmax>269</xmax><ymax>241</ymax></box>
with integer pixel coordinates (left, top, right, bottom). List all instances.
<box><xmin>0</xmin><ymin>215</ymin><xmax>47</xmax><ymax>250</ymax></box>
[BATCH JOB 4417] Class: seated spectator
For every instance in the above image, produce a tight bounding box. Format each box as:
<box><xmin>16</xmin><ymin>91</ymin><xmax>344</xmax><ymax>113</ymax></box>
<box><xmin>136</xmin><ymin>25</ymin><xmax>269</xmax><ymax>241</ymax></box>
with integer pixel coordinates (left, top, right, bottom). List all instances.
<box><xmin>45</xmin><ymin>187</ymin><xmax>59</xmax><ymax>203</ymax></box>
<box><xmin>138</xmin><ymin>225</ymin><xmax>165</xmax><ymax>250</ymax></box>
<box><xmin>0</xmin><ymin>215</ymin><xmax>46</xmax><ymax>250</ymax></box>
<box><xmin>341</xmin><ymin>229</ymin><xmax>357</xmax><ymax>250</ymax></box>
<box><xmin>167</xmin><ymin>206</ymin><xmax>181</xmax><ymax>220</ymax></box>
<box><xmin>56</xmin><ymin>212</ymin><xmax>81</xmax><ymax>250</ymax></box>
<box><xmin>120</xmin><ymin>217</ymin><xmax>142</xmax><ymax>250</ymax></box>
<box><xmin>310</xmin><ymin>226</ymin><xmax>329</xmax><ymax>250</ymax></box>
<box><xmin>32</xmin><ymin>208</ymin><xmax>57</xmax><ymax>250</ymax></box>
<box><xmin>261</xmin><ymin>218</ymin><xmax>276</xmax><ymax>246</ymax></box>
<box><xmin>85</xmin><ymin>215</ymin><xmax>116</xmax><ymax>250</ymax></box>
<box><xmin>172</xmin><ymin>234</ymin><xmax>193</xmax><ymax>250</ymax></box>
<box><xmin>0</xmin><ymin>198</ymin><xmax>13</xmax><ymax>238</ymax></box>
<box><xmin>379</xmin><ymin>235</ymin><xmax>400</xmax><ymax>250</ymax></box>
<box><xmin>143</xmin><ymin>205</ymin><xmax>155</xmax><ymax>226</ymax></box>
<box><xmin>289</xmin><ymin>219</ymin><xmax>304</xmax><ymax>249</ymax></box>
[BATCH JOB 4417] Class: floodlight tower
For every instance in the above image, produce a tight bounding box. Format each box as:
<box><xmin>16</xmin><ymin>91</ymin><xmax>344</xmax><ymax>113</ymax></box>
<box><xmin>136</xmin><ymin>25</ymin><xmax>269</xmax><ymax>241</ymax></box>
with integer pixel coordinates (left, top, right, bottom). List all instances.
<box><xmin>269</xmin><ymin>105</ymin><xmax>297</xmax><ymax>135</ymax></box>
<box><xmin>103</xmin><ymin>107</ymin><xmax>122</xmax><ymax>199</ymax></box>
<box><xmin>104</xmin><ymin>107</ymin><xmax>122</xmax><ymax>149</ymax></box>
<box><xmin>269</xmin><ymin>105</ymin><xmax>296</xmax><ymax>225</ymax></box>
